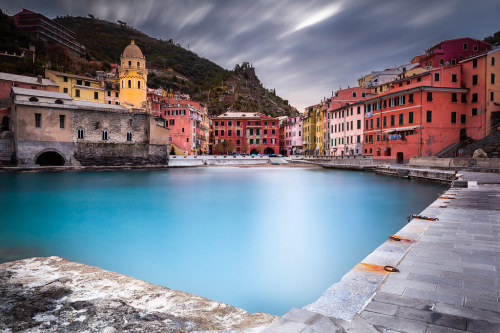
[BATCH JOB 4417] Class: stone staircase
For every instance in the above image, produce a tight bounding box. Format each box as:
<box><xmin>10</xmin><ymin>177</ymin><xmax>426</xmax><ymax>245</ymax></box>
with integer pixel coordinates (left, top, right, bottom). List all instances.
<box><xmin>459</xmin><ymin>130</ymin><xmax>500</xmax><ymax>158</ymax></box>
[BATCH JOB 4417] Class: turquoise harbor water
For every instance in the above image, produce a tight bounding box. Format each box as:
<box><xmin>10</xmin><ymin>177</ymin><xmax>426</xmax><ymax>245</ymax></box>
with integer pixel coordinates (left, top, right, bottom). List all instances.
<box><xmin>0</xmin><ymin>168</ymin><xmax>446</xmax><ymax>315</ymax></box>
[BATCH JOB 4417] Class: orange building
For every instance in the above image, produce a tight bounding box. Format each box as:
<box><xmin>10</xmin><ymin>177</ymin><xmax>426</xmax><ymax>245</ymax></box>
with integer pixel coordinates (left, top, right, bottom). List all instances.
<box><xmin>362</xmin><ymin>66</ymin><xmax>468</xmax><ymax>163</ymax></box>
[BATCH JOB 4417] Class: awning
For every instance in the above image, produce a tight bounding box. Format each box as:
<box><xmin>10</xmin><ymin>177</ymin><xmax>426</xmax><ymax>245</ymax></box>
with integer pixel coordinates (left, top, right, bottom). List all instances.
<box><xmin>384</xmin><ymin>125</ymin><xmax>418</xmax><ymax>134</ymax></box>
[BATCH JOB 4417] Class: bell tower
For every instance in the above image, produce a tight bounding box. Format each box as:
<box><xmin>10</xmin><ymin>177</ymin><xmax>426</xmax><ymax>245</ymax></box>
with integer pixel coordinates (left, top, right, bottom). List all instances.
<box><xmin>119</xmin><ymin>40</ymin><xmax>147</xmax><ymax>109</ymax></box>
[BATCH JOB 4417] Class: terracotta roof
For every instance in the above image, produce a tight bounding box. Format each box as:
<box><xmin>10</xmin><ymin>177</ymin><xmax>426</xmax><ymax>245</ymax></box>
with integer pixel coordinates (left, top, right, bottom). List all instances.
<box><xmin>122</xmin><ymin>40</ymin><xmax>144</xmax><ymax>59</ymax></box>
<box><xmin>12</xmin><ymin>87</ymin><xmax>71</xmax><ymax>99</ymax></box>
<box><xmin>45</xmin><ymin>70</ymin><xmax>99</xmax><ymax>81</ymax></box>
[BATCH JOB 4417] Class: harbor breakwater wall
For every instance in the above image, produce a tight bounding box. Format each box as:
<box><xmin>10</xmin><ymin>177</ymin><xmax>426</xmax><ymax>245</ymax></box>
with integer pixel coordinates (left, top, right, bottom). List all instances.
<box><xmin>168</xmin><ymin>155</ymin><xmax>270</xmax><ymax>166</ymax></box>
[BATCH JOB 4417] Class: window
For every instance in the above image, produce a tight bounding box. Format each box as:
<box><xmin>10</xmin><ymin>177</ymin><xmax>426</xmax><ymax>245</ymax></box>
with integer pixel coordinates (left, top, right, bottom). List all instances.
<box><xmin>461</xmin><ymin>114</ymin><xmax>466</xmax><ymax>124</ymax></box>
<box><xmin>59</xmin><ymin>115</ymin><xmax>65</xmax><ymax>129</ymax></box>
<box><xmin>452</xmin><ymin>74</ymin><xmax>457</xmax><ymax>82</ymax></box>
<box><xmin>221</xmin><ymin>130</ymin><xmax>224</xmax><ymax>136</ymax></box>
<box><xmin>250</xmin><ymin>129</ymin><xmax>253</xmax><ymax>135</ymax></box>
<box><xmin>182</xmin><ymin>127</ymin><xmax>185</xmax><ymax>133</ymax></box>
<box><xmin>383</xmin><ymin>116</ymin><xmax>386</xmax><ymax>127</ymax></box>
<box><xmin>63</xmin><ymin>87</ymin><xmax>68</xmax><ymax>93</ymax></box>
<box><xmin>236</xmin><ymin>140</ymin><xmax>241</xmax><ymax>145</ymax></box>
<box><xmin>215</xmin><ymin>130</ymin><xmax>218</xmax><ymax>136</ymax></box>
<box><xmin>491</xmin><ymin>91</ymin><xmax>495</xmax><ymax>102</ymax></box>
<box><xmin>137</xmin><ymin>61</ymin><xmax>140</xmax><ymax>67</ymax></box>
<box><xmin>102</xmin><ymin>130</ymin><xmax>108</xmax><ymax>140</ymax></box>
<box><xmin>472</xmin><ymin>75</ymin><xmax>478</xmax><ymax>85</ymax></box>
<box><xmin>75</xmin><ymin>89</ymin><xmax>80</xmax><ymax>97</ymax></box>
<box><xmin>77</xmin><ymin>128</ymin><xmax>84</xmax><ymax>139</ymax></box>
<box><xmin>127</xmin><ymin>131</ymin><xmax>132</xmax><ymax>141</ymax></box>
<box><xmin>427</xmin><ymin>92</ymin><xmax>433</xmax><ymax>101</ymax></box>
<box><xmin>63</xmin><ymin>76</ymin><xmax>68</xmax><ymax>82</ymax></box>
<box><xmin>186</xmin><ymin>138</ymin><xmax>189</xmax><ymax>142</ymax></box>
<box><xmin>362</xmin><ymin>92</ymin><xmax>366</xmax><ymax>97</ymax></box>
<box><xmin>426</xmin><ymin>110</ymin><xmax>432</xmax><ymax>123</ymax></box>
<box><xmin>272</xmin><ymin>129</ymin><xmax>276</xmax><ymax>134</ymax></box>
<box><xmin>383</xmin><ymin>100</ymin><xmax>387</xmax><ymax>108</ymax></box>
<box><xmin>408</xmin><ymin>93</ymin><xmax>414</xmax><ymax>103</ymax></box>
<box><xmin>237</xmin><ymin>130</ymin><xmax>240</xmax><ymax>136</ymax></box>
<box><xmin>472</xmin><ymin>59</ymin><xmax>477</xmax><ymax>68</ymax></box>
<box><xmin>473</xmin><ymin>45</ymin><xmax>478</xmax><ymax>51</ymax></box>
<box><xmin>77</xmin><ymin>80</ymin><xmax>82</xmax><ymax>85</ymax></box>
<box><xmin>440</xmin><ymin>59</ymin><xmax>444</xmax><ymax>66</ymax></box>
<box><xmin>492</xmin><ymin>73</ymin><xmax>495</xmax><ymax>84</ymax></box>
<box><xmin>264</xmin><ymin>129</ymin><xmax>267</xmax><ymax>135</ymax></box>
<box><xmin>472</xmin><ymin>93</ymin><xmax>478</xmax><ymax>103</ymax></box>
<box><xmin>215</xmin><ymin>121</ymin><xmax>218</xmax><ymax>126</ymax></box>
<box><xmin>451</xmin><ymin>59</ymin><xmax>456</xmax><ymax>65</ymax></box>
<box><xmin>472</xmin><ymin>108</ymin><xmax>478</xmax><ymax>116</ymax></box>
<box><xmin>430</xmin><ymin>60</ymin><xmax>433</xmax><ymax>67</ymax></box>
<box><xmin>451</xmin><ymin>112</ymin><xmax>457</xmax><ymax>124</ymax></box>
<box><xmin>390</xmin><ymin>115</ymin><xmax>395</xmax><ymax>126</ymax></box>
<box><xmin>370</xmin><ymin>119</ymin><xmax>373</xmax><ymax>129</ymax></box>
<box><xmin>452</xmin><ymin>93</ymin><xmax>457</xmax><ymax>103</ymax></box>
<box><xmin>94</xmin><ymin>92</ymin><xmax>98</xmax><ymax>99</ymax></box>
<box><xmin>357</xmin><ymin>119</ymin><xmax>361</xmax><ymax>129</ymax></box>
<box><xmin>250</xmin><ymin>139</ymin><xmax>253</xmax><ymax>144</ymax></box>
<box><xmin>169</xmin><ymin>119</ymin><xmax>175</xmax><ymax>126</ymax></box>
<box><xmin>128</xmin><ymin>80</ymin><xmax>132</xmax><ymax>88</ymax></box>
<box><xmin>398</xmin><ymin>96</ymin><xmax>405</xmax><ymax>105</ymax></box>
<box><xmin>357</xmin><ymin>106</ymin><xmax>361</xmax><ymax>114</ymax></box>
<box><xmin>434</xmin><ymin>73</ymin><xmax>439</xmax><ymax>81</ymax></box>
<box><xmin>107</xmin><ymin>91</ymin><xmax>111</xmax><ymax>97</ymax></box>
<box><xmin>409</xmin><ymin>112</ymin><xmax>414</xmax><ymax>124</ymax></box>
<box><xmin>236</xmin><ymin>121</ymin><xmax>240</xmax><ymax>127</ymax></box>
<box><xmin>492</xmin><ymin>57</ymin><xmax>495</xmax><ymax>66</ymax></box>
<box><xmin>115</xmin><ymin>92</ymin><xmax>119</xmax><ymax>98</ymax></box>
<box><xmin>228</xmin><ymin>121</ymin><xmax>232</xmax><ymax>126</ymax></box>
<box><xmin>35</xmin><ymin>113</ymin><xmax>41</xmax><ymax>128</ymax></box>
<box><xmin>256</xmin><ymin>139</ymin><xmax>260</xmax><ymax>144</ymax></box>
<box><xmin>399</xmin><ymin>114</ymin><xmax>403</xmax><ymax>125</ymax></box>
<box><xmin>228</xmin><ymin>130</ymin><xmax>232</xmax><ymax>136</ymax></box>
<box><xmin>417</xmin><ymin>77</ymin><xmax>421</xmax><ymax>82</ymax></box>
<box><xmin>463</xmin><ymin>43</ymin><xmax>468</xmax><ymax>50</ymax></box>
<box><xmin>85</xmin><ymin>81</ymin><xmax>90</xmax><ymax>87</ymax></box>
<box><xmin>138</xmin><ymin>81</ymin><xmax>141</xmax><ymax>89</ymax></box>
<box><xmin>407</xmin><ymin>80</ymin><xmax>411</xmax><ymax>85</ymax></box>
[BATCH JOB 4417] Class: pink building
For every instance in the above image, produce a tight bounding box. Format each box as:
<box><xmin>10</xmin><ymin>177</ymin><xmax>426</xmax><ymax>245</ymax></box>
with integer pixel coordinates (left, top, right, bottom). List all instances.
<box><xmin>414</xmin><ymin>37</ymin><xmax>490</xmax><ymax>68</ymax></box>
<box><xmin>281</xmin><ymin>116</ymin><xmax>303</xmax><ymax>156</ymax></box>
<box><xmin>328</xmin><ymin>102</ymin><xmax>365</xmax><ymax>156</ymax></box>
<box><xmin>324</xmin><ymin>87</ymin><xmax>371</xmax><ymax>155</ymax></box>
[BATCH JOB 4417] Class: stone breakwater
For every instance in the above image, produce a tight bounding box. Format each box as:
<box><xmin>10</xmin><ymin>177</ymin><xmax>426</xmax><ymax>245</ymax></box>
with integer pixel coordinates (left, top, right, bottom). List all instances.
<box><xmin>0</xmin><ymin>257</ymin><xmax>276</xmax><ymax>332</ymax></box>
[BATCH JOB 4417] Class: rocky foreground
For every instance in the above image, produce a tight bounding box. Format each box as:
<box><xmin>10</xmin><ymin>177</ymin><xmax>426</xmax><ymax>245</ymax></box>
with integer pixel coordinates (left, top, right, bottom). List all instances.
<box><xmin>0</xmin><ymin>257</ymin><xmax>277</xmax><ymax>332</ymax></box>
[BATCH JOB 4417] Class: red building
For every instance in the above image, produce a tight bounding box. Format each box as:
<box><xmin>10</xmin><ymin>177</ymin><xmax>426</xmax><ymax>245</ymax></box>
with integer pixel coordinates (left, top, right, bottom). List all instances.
<box><xmin>362</xmin><ymin>66</ymin><xmax>469</xmax><ymax>163</ymax></box>
<box><xmin>413</xmin><ymin>37</ymin><xmax>490</xmax><ymax>68</ymax></box>
<box><xmin>211</xmin><ymin>112</ymin><xmax>280</xmax><ymax>155</ymax></box>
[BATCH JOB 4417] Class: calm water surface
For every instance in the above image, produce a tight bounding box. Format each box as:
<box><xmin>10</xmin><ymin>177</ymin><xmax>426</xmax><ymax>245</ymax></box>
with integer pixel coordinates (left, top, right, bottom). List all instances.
<box><xmin>0</xmin><ymin>168</ymin><xmax>446</xmax><ymax>315</ymax></box>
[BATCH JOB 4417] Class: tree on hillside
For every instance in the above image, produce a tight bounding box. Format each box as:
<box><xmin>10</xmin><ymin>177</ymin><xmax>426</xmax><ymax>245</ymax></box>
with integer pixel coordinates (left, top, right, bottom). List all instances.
<box><xmin>213</xmin><ymin>140</ymin><xmax>235</xmax><ymax>155</ymax></box>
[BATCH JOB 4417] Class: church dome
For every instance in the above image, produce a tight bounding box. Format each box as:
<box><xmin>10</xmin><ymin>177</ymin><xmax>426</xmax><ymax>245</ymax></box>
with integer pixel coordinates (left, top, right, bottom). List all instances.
<box><xmin>122</xmin><ymin>40</ymin><xmax>144</xmax><ymax>59</ymax></box>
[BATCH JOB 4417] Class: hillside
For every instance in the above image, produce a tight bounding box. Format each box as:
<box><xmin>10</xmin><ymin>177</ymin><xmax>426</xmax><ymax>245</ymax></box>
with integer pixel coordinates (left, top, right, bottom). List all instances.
<box><xmin>53</xmin><ymin>16</ymin><xmax>297</xmax><ymax>117</ymax></box>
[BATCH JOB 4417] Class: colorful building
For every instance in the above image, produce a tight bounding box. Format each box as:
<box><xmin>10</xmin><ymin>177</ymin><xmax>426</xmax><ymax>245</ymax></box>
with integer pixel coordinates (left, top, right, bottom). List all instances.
<box><xmin>324</xmin><ymin>87</ymin><xmax>371</xmax><ymax>155</ymax></box>
<box><xmin>45</xmin><ymin>70</ymin><xmax>105</xmax><ymax>104</ymax></box>
<box><xmin>362</xmin><ymin>66</ymin><xmax>468</xmax><ymax>163</ymax></box>
<box><xmin>119</xmin><ymin>40</ymin><xmax>148</xmax><ymax>110</ymax></box>
<box><xmin>104</xmin><ymin>78</ymin><xmax>120</xmax><ymax>105</ymax></box>
<box><xmin>329</xmin><ymin>102</ymin><xmax>365</xmax><ymax>156</ymax></box>
<box><xmin>281</xmin><ymin>116</ymin><xmax>303</xmax><ymax>156</ymax></box>
<box><xmin>415</xmin><ymin>37</ymin><xmax>490</xmax><ymax>69</ymax></box>
<box><xmin>460</xmin><ymin>48</ymin><xmax>500</xmax><ymax>137</ymax></box>
<box><xmin>302</xmin><ymin>105</ymin><xmax>317</xmax><ymax>155</ymax></box>
<box><xmin>211</xmin><ymin>112</ymin><xmax>280</xmax><ymax>155</ymax></box>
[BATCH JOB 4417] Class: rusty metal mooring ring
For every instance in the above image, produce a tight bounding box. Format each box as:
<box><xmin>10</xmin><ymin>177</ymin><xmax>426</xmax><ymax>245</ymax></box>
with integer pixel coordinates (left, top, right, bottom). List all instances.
<box><xmin>384</xmin><ymin>266</ymin><xmax>399</xmax><ymax>273</ymax></box>
<box><xmin>389</xmin><ymin>236</ymin><xmax>401</xmax><ymax>241</ymax></box>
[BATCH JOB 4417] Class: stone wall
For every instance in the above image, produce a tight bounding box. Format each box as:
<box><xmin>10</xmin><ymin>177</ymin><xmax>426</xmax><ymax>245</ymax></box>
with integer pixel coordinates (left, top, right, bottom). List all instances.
<box><xmin>0</xmin><ymin>131</ymin><xmax>14</xmax><ymax>165</ymax></box>
<box><xmin>16</xmin><ymin>140</ymin><xmax>75</xmax><ymax>166</ymax></box>
<box><xmin>408</xmin><ymin>156</ymin><xmax>500</xmax><ymax>170</ymax></box>
<box><xmin>75</xmin><ymin>142</ymin><xmax>168</xmax><ymax>166</ymax></box>
<box><xmin>168</xmin><ymin>155</ymin><xmax>270</xmax><ymax>167</ymax></box>
<box><xmin>73</xmin><ymin>109</ymin><xmax>148</xmax><ymax>144</ymax></box>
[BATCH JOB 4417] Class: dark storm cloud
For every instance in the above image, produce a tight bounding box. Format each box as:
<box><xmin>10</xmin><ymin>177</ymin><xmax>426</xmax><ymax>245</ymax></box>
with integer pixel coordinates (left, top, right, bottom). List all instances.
<box><xmin>1</xmin><ymin>0</ymin><xmax>499</xmax><ymax>111</ymax></box>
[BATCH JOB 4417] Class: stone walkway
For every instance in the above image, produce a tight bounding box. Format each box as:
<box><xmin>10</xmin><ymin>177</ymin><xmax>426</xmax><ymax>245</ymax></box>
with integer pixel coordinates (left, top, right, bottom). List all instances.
<box><xmin>263</xmin><ymin>172</ymin><xmax>500</xmax><ymax>332</ymax></box>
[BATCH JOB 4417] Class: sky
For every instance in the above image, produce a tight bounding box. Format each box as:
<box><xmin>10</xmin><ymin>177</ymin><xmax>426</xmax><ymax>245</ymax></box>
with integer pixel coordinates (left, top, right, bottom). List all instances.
<box><xmin>1</xmin><ymin>0</ymin><xmax>499</xmax><ymax>112</ymax></box>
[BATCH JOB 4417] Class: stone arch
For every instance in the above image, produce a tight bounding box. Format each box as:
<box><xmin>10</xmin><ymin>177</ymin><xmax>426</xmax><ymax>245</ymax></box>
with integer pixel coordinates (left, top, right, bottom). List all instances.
<box><xmin>35</xmin><ymin>149</ymin><xmax>66</xmax><ymax>166</ymax></box>
<box><xmin>263</xmin><ymin>147</ymin><xmax>274</xmax><ymax>155</ymax></box>
<box><xmin>250</xmin><ymin>148</ymin><xmax>259</xmax><ymax>155</ymax></box>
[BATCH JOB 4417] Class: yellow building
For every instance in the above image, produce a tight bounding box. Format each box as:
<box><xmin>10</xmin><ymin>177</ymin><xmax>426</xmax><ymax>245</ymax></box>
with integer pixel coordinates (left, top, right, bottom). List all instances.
<box><xmin>315</xmin><ymin>105</ymin><xmax>323</xmax><ymax>155</ymax></box>
<box><xmin>302</xmin><ymin>106</ymin><xmax>317</xmax><ymax>155</ymax></box>
<box><xmin>45</xmin><ymin>70</ymin><xmax>105</xmax><ymax>103</ymax></box>
<box><xmin>119</xmin><ymin>40</ymin><xmax>148</xmax><ymax>109</ymax></box>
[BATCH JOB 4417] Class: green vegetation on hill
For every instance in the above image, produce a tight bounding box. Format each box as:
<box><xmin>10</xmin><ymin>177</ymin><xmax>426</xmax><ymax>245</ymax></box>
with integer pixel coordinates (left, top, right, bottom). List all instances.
<box><xmin>54</xmin><ymin>16</ymin><xmax>297</xmax><ymax>117</ymax></box>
